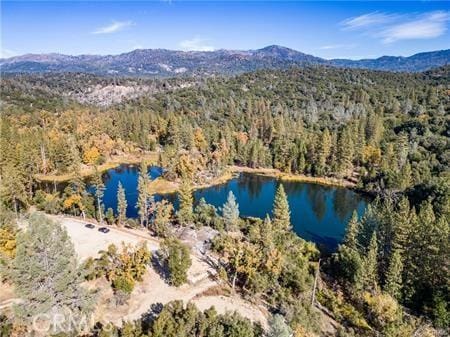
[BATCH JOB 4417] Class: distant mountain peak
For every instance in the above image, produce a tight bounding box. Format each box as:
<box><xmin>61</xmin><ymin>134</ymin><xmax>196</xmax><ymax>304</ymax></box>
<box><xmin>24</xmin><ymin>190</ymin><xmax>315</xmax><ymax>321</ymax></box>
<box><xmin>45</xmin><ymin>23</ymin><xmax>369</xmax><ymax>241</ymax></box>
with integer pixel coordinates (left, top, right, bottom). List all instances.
<box><xmin>1</xmin><ymin>46</ymin><xmax>448</xmax><ymax>76</ymax></box>
<box><xmin>258</xmin><ymin>45</ymin><xmax>295</xmax><ymax>52</ymax></box>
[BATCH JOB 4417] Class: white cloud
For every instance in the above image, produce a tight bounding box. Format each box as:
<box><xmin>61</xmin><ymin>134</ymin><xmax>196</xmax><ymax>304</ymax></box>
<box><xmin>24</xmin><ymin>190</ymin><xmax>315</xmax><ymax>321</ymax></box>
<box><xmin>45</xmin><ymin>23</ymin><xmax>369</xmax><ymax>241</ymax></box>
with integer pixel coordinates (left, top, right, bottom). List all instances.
<box><xmin>340</xmin><ymin>10</ymin><xmax>450</xmax><ymax>44</ymax></box>
<box><xmin>179</xmin><ymin>37</ymin><xmax>214</xmax><ymax>51</ymax></box>
<box><xmin>318</xmin><ymin>44</ymin><xmax>356</xmax><ymax>50</ymax></box>
<box><xmin>380</xmin><ymin>11</ymin><xmax>450</xmax><ymax>43</ymax></box>
<box><xmin>0</xmin><ymin>48</ymin><xmax>17</xmax><ymax>58</ymax></box>
<box><xmin>92</xmin><ymin>21</ymin><xmax>134</xmax><ymax>34</ymax></box>
<box><xmin>341</xmin><ymin>12</ymin><xmax>397</xmax><ymax>30</ymax></box>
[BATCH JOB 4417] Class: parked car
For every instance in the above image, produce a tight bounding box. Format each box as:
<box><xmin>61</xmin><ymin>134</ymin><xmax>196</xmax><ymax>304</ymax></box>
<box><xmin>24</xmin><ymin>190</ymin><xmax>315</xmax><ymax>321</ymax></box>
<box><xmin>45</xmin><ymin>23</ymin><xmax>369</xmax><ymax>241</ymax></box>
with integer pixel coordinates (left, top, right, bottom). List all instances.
<box><xmin>85</xmin><ymin>223</ymin><xmax>95</xmax><ymax>229</ymax></box>
<box><xmin>98</xmin><ymin>227</ymin><xmax>110</xmax><ymax>233</ymax></box>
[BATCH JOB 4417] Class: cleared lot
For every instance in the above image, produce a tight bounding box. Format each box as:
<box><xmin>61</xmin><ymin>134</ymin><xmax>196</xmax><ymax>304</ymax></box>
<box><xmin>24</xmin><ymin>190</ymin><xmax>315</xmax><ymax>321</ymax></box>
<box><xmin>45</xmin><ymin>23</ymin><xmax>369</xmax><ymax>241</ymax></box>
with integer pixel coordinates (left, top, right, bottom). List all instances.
<box><xmin>50</xmin><ymin>215</ymin><xmax>269</xmax><ymax>328</ymax></box>
<box><xmin>52</xmin><ymin>216</ymin><xmax>159</xmax><ymax>261</ymax></box>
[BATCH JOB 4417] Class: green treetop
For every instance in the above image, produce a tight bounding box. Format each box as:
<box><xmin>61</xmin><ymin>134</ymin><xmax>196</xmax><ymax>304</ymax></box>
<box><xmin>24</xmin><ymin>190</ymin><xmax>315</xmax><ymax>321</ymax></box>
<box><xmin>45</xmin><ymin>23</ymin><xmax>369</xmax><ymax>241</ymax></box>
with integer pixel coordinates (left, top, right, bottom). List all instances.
<box><xmin>177</xmin><ymin>179</ymin><xmax>194</xmax><ymax>225</ymax></box>
<box><xmin>222</xmin><ymin>191</ymin><xmax>240</xmax><ymax>231</ymax></box>
<box><xmin>9</xmin><ymin>214</ymin><xmax>94</xmax><ymax>331</ymax></box>
<box><xmin>117</xmin><ymin>181</ymin><xmax>127</xmax><ymax>225</ymax></box>
<box><xmin>272</xmin><ymin>184</ymin><xmax>291</xmax><ymax>232</ymax></box>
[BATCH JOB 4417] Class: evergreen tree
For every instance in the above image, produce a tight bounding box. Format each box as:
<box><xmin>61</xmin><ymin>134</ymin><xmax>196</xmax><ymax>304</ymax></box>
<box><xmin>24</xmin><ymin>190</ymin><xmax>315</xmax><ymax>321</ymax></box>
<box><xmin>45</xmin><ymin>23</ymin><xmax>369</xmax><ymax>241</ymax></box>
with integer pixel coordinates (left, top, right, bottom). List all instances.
<box><xmin>384</xmin><ymin>249</ymin><xmax>403</xmax><ymax>301</ymax></box>
<box><xmin>316</xmin><ymin>128</ymin><xmax>331</xmax><ymax>176</ymax></box>
<box><xmin>9</xmin><ymin>214</ymin><xmax>94</xmax><ymax>330</ymax></box>
<box><xmin>136</xmin><ymin>161</ymin><xmax>150</xmax><ymax>226</ymax></box>
<box><xmin>392</xmin><ymin>197</ymin><xmax>412</xmax><ymax>252</ymax></box>
<box><xmin>268</xmin><ymin>314</ymin><xmax>292</xmax><ymax>337</ymax></box>
<box><xmin>362</xmin><ymin>231</ymin><xmax>379</xmax><ymax>292</ymax></box>
<box><xmin>404</xmin><ymin>201</ymin><xmax>448</xmax><ymax>306</ymax></box>
<box><xmin>222</xmin><ymin>191</ymin><xmax>240</xmax><ymax>230</ymax></box>
<box><xmin>92</xmin><ymin>167</ymin><xmax>105</xmax><ymax>223</ymax></box>
<box><xmin>336</xmin><ymin>126</ymin><xmax>354</xmax><ymax>178</ymax></box>
<box><xmin>105</xmin><ymin>207</ymin><xmax>115</xmax><ymax>225</ymax></box>
<box><xmin>399</xmin><ymin>162</ymin><xmax>412</xmax><ymax>190</ymax></box>
<box><xmin>117</xmin><ymin>181</ymin><xmax>127</xmax><ymax>225</ymax></box>
<box><xmin>336</xmin><ymin>211</ymin><xmax>364</xmax><ymax>286</ymax></box>
<box><xmin>177</xmin><ymin>179</ymin><xmax>194</xmax><ymax>224</ymax></box>
<box><xmin>343</xmin><ymin>211</ymin><xmax>360</xmax><ymax>251</ymax></box>
<box><xmin>121</xmin><ymin>321</ymin><xmax>143</xmax><ymax>337</ymax></box>
<box><xmin>160</xmin><ymin>237</ymin><xmax>192</xmax><ymax>286</ymax></box>
<box><xmin>153</xmin><ymin>200</ymin><xmax>174</xmax><ymax>238</ymax></box>
<box><xmin>0</xmin><ymin>162</ymin><xmax>28</xmax><ymax>216</ymax></box>
<box><xmin>272</xmin><ymin>184</ymin><xmax>291</xmax><ymax>231</ymax></box>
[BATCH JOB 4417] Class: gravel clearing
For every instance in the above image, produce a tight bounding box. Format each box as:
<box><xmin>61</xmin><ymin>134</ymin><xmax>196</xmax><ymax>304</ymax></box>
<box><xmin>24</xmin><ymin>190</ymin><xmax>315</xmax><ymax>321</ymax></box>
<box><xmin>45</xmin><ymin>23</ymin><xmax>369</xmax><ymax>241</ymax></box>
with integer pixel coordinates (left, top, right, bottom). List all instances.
<box><xmin>53</xmin><ymin>216</ymin><xmax>159</xmax><ymax>261</ymax></box>
<box><xmin>52</xmin><ymin>215</ymin><xmax>269</xmax><ymax>328</ymax></box>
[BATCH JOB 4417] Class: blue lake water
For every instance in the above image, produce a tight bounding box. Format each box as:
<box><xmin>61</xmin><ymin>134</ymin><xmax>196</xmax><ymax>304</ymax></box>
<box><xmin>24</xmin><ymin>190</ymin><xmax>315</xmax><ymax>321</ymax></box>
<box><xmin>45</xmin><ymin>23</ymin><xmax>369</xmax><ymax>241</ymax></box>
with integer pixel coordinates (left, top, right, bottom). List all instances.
<box><xmin>93</xmin><ymin>164</ymin><xmax>368</xmax><ymax>251</ymax></box>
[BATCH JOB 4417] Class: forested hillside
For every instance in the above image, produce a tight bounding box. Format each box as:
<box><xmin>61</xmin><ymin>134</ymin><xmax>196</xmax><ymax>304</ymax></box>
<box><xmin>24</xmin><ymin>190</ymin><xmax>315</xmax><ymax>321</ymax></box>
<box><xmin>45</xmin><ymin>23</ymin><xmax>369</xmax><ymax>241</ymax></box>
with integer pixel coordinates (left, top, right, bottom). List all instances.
<box><xmin>0</xmin><ymin>65</ymin><xmax>449</xmax><ymax>336</ymax></box>
<box><xmin>2</xmin><ymin>66</ymin><xmax>448</xmax><ymax>194</ymax></box>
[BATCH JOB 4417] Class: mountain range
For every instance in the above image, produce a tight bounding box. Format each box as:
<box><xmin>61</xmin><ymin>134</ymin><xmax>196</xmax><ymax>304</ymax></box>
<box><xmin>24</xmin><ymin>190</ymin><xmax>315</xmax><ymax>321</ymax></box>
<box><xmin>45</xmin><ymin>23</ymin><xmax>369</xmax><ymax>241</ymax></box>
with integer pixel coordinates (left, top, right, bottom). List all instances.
<box><xmin>1</xmin><ymin>45</ymin><xmax>449</xmax><ymax>77</ymax></box>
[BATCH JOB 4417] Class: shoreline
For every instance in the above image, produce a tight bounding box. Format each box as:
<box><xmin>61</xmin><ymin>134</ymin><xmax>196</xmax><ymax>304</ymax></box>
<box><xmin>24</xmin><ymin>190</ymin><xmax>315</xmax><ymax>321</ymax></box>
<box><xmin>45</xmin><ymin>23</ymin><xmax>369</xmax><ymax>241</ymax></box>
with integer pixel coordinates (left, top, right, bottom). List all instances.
<box><xmin>229</xmin><ymin>166</ymin><xmax>355</xmax><ymax>188</ymax></box>
<box><xmin>34</xmin><ymin>152</ymin><xmax>159</xmax><ymax>183</ymax></box>
<box><xmin>147</xmin><ymin>166</ymin><xmax>354</xmax><ymax>196</ymax></box>
<box><xmin>147</xmin><ymin>169</ymin><xmax>237</xmax><ymax>195</ymax></box>
<box><xmin>34</xmin><ymin>157</ymin><xmax>356</xmax><ymax>193</ymax></box>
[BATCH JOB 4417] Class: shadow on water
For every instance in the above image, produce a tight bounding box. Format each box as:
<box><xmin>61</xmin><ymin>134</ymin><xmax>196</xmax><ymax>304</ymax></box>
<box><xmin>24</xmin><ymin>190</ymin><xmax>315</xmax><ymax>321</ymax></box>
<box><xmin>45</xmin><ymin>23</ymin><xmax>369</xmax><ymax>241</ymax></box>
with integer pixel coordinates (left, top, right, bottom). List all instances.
<box><xmin>306</xmin><ymin>231</ymin><xmax>341</xmax><ymax>255</ymax></box>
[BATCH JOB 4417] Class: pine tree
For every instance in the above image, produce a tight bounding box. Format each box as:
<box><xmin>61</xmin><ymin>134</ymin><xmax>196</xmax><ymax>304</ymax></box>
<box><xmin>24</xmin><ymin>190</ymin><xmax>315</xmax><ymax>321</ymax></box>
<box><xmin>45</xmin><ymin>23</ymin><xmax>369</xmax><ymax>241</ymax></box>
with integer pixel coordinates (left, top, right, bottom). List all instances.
<box><xmin>0</xmin><ymin>161</ymin><xmax>28</xmax><ymax>215</ymax></box>
<box><xmin>166</xmin><ymin>116</ymin><xmax>181</xmax><ymax>148</ymax></box>
<box><xmin>92</xmin><ymin>167</ymin><xmax>105</xmax><ymax>223</ymax></box>
<box><xmin>343</xmin><ymin>211</ymin><xmax>360</xmax><ymax>251</ymax></box>
<box><xmin>399</xmin><ymin>162</ymin><xmax>412</xmax><ymax>190</ymax></box>
<box><xmin>268</xmin><ymin>314</ymin><xmax>292</xmax><ymax>337</ymax></box>
<box><xmin>384</xmin><ymin>249</ymin><xmax>403</xmax><ymax>300</ymax></box>
<box><xmin>272</xmin><ymin>184</ymin><xmax>291</xmax><ymax>231</ymax></box>
<box><xmin>336</xmin><ymin>126</ymin><xmax>354</xmax><ymax>178</ymax></box>
<box><xmin>160</xmin><ymin>237</ymin><xmax>192</xmax><ymax>286</ymax></box>
<box><xmin>117</xmin><ymin>181</ymin><xmax>127</xmax><ymax>225</ymax></box>
<box><xmin>9</xmin><ymin>214</ymin><xmax>94</xmax><ymax>329</ymax></box>
<box><xmin>105</xmin><ymin>207</ymin><xmax>115</xmax><ymax>225</ymax></box>
<box><xmin>392</xmin><ymin>197</ymin><xmax>411</xmax><ymax>252</ymax></box>
<box><xmin>316</xmin><ymin>128</ymin><xmax>331</xmax><ymax>176</ymax></box>
<box><xmin>136</xmin><ymin>161</ymin><xmax>150</xmax><ymax>226</ymax></box>
<box><xmin>404</xmin><ymin>202</ymin><xmax>449</xmax><ymax>303</ymax></box>
<box><xmin>222</xmin><ymin>191</ymin><xmax>240</xmax><ymax>230</ymax></box>
<box><xmin>362</xmin><ymin>231</ymin><xmax>379</xmax><ymax>292</ymax></box>
<box><xmin>177</xmin><ymin>179</ymin><xmax>193</xmax><ymax>224</ymax></box>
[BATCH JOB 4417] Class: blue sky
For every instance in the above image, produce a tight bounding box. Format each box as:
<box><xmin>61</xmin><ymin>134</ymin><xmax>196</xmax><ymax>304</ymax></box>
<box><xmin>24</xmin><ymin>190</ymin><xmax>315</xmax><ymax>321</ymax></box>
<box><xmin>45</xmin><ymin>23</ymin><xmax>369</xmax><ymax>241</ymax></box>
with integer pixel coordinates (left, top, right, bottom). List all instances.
<box><xmin>1</xmin><ymin>1</ymin><xmax>449</xmax><ymax>59</ymax></box>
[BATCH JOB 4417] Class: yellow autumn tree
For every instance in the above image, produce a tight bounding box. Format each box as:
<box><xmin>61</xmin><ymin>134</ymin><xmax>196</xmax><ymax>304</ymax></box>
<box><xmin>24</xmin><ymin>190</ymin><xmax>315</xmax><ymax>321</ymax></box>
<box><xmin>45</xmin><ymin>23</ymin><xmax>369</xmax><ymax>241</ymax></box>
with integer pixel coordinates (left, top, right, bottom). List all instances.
<box><xmin>63</xmin><ymin>194</ymin><xmax>82</xmax><ymax>209</ymax></box>
<box><xmin>363</xmin><ymin>145</ymin><xmax>382</xmax><ymax>166</ymax></box>
<box><xmin>175</xmin><ymin>154</ymin><xmax>197</xmax><ymax>179</ymax></box>
<box><xmin>193</xmin><ymin>128</ymin><xmax>208</xmax><ymax>152</ymax></box>
<box><xmin>0</xmin><ymin>226</ymin><xmax>17</xmax><ymax>258</ymax></box>
<box><xmin>63</xmin><ymin>194</ymin><xmax>86</xmax><ymax>218</ymax></box>
<box><xmin>82</xmin><ymin>146</ymin><xmax>101</xmax><ymax>165</ymax></box>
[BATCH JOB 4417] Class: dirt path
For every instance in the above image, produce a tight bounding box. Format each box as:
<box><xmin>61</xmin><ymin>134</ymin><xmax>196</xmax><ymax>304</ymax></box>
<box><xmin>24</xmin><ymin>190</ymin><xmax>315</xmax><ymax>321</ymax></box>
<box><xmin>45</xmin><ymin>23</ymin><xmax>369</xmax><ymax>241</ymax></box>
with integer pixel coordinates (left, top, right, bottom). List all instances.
<box><xmin>97</xmin><ymin>268</ymin><xmax>268</xmax><ymax>329</ymax></box>
<box><xmin>193</xmin><ymin>295</ymin><xmax>268</xmax><ymax>329</ymax></box>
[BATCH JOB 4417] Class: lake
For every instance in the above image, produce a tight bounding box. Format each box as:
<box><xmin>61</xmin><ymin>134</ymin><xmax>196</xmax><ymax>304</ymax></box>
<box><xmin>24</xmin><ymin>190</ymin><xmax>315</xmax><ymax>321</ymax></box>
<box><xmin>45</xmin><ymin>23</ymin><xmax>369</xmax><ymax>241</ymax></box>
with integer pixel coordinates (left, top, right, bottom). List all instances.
<box><xmin>92</xmin><ymin>164</ymin><xmax>368</xmax><ymax>251</ymax></box>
